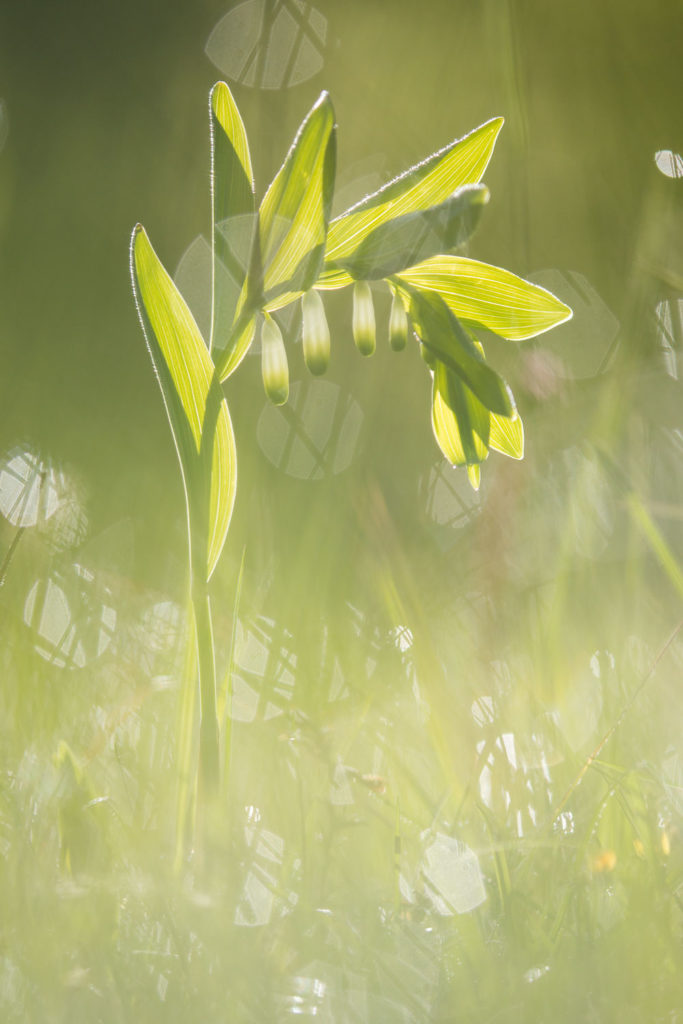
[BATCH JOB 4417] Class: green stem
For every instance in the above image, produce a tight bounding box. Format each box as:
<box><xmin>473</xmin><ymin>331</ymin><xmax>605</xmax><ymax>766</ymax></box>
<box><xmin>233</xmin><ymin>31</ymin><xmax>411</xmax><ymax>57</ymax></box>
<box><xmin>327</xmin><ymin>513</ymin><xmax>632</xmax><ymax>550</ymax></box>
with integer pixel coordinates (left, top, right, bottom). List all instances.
<box><xmin>192</xmin><ymin>582</ymin><xmax>220</xmax><ymax>795</ymax></box>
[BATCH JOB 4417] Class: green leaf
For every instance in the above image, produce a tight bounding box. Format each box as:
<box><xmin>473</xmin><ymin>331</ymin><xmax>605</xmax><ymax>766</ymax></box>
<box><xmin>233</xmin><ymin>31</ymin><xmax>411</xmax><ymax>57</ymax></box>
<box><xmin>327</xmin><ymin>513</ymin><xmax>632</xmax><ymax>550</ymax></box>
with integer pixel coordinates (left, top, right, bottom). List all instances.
<box><xmin>467</xmin><ymin>464</ymin><xmax>481</xmax><ymax>490</ymax></box>
<box><xmin>490</xmin><ymin>411</ymin><xmax>524</xmax><ymax>459</ymax></box>
<box><xmin>432</xmin><ymin>355</ymin><xmax>524</xmax><ymax>484</ymax></box>
<box><xmin>258</xmin><ymin>91</ymin><xmax>336</xmax><ymax>303</ymax></box>
<box><xmin>319</xmin><ymin>116</ymin><xmax>503</xmax><ymax>290</ymax></box>
<box><xmin>131</xmin><ymin>225</ymin><xmax>237</xmax><ymax>581</ymax></box>
<box><xmin>432</xmin><ymin>360</ymin><xmax>490</xmax><ymax>469</ymax></box>
<box><xmin>211</xmin><ymin>82</ymin><xmax>253</xmax><ymax>223</ymax></box>
<box><xmin>396</xmin><ymin>255</ymin><xmax>572</xmax><ymax>339</ymax></box>
<box><xmin>210</xmin><ymin>82</ymin><xmax>255</xmax><ymax>357</ymax></box>
<box><xmin>406</xmin><ymin>288</ymin><xmax>515</xmax><ymax>417</ymax></box>
<box><xmin>214</xmin><ymin>311</ymin><xmax>256</xmax><ymax>382</ymax></box>
<box><xmin>335</xmin><ymin>184</ymin><xmax>489</xmax><ymax>280</ymax></box>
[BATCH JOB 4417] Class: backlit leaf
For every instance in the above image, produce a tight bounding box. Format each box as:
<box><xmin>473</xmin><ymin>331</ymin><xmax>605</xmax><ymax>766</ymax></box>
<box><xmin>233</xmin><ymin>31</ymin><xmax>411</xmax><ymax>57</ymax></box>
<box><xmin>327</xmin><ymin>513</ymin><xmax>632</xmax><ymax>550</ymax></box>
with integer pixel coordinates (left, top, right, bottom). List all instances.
<box><xmin>432</xmin><ymin>360</ymin><xmax>490</xmax><ymax>471</ymax></box>
<box><xmin>215</xmin><ymin>312</ymin><xmax>255</xmax><ymax>382</ymax></box>
<box><xmin>489</xmin><ymin>411</ymin><xmax>524</xmax><ymax>459</ymax></box>
<box><xmin>131</xmin><ymin>225</ymin><xmax>236</xmax><ymax>581</ymax></box>
<box><xmin>406</xmin><ymin>288</ymin><xmax>514</xmax><ymax>417</ymax></box>
<box><xmin>258</xmin><ymin>91</ymin><xmax>336</xmax><ymax>303</ymax></box>
<box><xmin>210</xmin><ymin>81</ymin><xmax>255</xmax><ymax>358</ymax></box>
<box><xmin>319</xmin><ymin>116</ymin><xmax>503</xmax><ymax>289</ymax></box>
<box><xmin>397</xmin><ymin>255</ymin><xmax>572</xmax><ymax>339</ymax></box>
<box><xmin>335</xmin><ymin>184</ymin><xmax>489</xmax><ymax>280</ymax></box>
<box><xmin>467</xmin><ymin>464</ymin><xmax>481</xmax><ymax>490</ymax></box>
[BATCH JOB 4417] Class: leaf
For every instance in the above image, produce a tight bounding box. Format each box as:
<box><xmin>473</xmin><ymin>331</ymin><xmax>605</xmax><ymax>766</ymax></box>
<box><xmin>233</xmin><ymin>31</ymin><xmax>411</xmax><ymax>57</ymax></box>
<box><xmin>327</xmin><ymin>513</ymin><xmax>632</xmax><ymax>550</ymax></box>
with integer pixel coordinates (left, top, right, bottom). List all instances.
<box><xmin>216</xmin><ymin>94</ymin><xmax>335</xmax><ymax>380</ymax></box>
<box><xmin>432</xmin><ymin>360</ymin><xmax>490</xmax><ymax>468</ymax></box>
<box><xmin>214</xmin><ymin>312</ymin><xmax>256</xmax><ymax>382</ymax></box>
<box><xmin>211</xmin><ymin>82</ymin><xmax>253</xmax><ymax>226</ymax></box>
<box><xmin>210</xmin><ymin>82</ymin><xmax>255</xmax><ymax>353</ymax></box>
<box><xmin>396</xmin><ymin>255</ymin><xmax>572</xmax><ymax>339</ymax></box>
<box><xmin>258</xmin><ymin>91</ymin><xmax>336</xmax><ymax>303</ymax></box>
<box><xmin>406</xmin><ymin>287</ymin><xmax>515</xmax><ymax>417</ymax></box>
<box><xmin>432</xmin><ymin>350</ymin><xmax>523</xmax><ymax>481</ymax></box>
<box><xmin>209</xmin><ymin>83</ymin><xmax>258</xmax><ymax>382</ymax></box>
<box><xmin>131</xmin><ymin>225</ymin><xmax>237</xmax><ymax>581</ymax></box>
<box><xmin>467</xmin><ymin>464</ymin><xmax>481</xmax><ymax>490</ymax></box>
<box><xmin>335</xmin><ymin>184</ymin><xmax>489</xmax><ymax>280</ymax></box>
<box><xmin>489</xmin><ymin>411</ymin><xmax>524</xmax><ymax>459</ymax></box>
<box><xmin>319</xmin><ymin>116</ymin><xmax>503</xmax><ymax>289</ymax></box>
<box><xmin>209</xmin><ymin>83</ymin><xmax>254</xmax><ymax>378</ymax></box>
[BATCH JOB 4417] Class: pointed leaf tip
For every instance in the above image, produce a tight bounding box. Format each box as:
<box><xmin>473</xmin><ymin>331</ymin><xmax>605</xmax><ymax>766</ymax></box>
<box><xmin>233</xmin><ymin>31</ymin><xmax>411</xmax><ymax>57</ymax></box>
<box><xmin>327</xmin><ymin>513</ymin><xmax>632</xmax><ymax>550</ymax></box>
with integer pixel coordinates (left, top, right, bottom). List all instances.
<box><xmin>210</xmin><ymin>78</ymin><xmax>255</xmax><ymax>362</ymax></box>
<box><xmin>467</xmin><ymin>464</ymin><xmax>481</xmax><ymax>491</ymax></box>
<box><xmin>314</xmin><ymin>89</ymin><xmax>333</xmax><ymax>113</ymax></box>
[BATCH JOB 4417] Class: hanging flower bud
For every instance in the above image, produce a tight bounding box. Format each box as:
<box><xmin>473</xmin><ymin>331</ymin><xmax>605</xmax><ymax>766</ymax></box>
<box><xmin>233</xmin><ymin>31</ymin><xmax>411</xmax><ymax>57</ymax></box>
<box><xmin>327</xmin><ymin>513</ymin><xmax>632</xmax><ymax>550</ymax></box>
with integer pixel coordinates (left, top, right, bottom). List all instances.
<box><xmin>420</xmin><ymin>341</ymin><xmax>437</xmax><ymax>368</ymax></box>
<box><xmin>388</xmin><ymin>291</ymin><xmax>408</xmax><ymax>352</ymax></box>
<box><xmin>302</xmin><ymin>289</ymin><xmax>330</xmax><ymax>376</ymax></box>
<box><xmin>261</xmin><ymin>314</ymin><xmax>289</xmax><ymax>405</ymax></box>
<box><xmin>352</xmin><ymin>281</ymin><xmax>376</xmax><ymax>356</ymax></box>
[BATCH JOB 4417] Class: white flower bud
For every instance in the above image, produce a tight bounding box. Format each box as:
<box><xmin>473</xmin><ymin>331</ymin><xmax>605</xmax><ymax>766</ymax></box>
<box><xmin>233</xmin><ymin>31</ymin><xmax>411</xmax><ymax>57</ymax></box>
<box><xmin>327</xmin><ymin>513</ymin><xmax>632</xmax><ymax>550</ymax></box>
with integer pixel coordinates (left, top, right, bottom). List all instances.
<box><xmin>261</xmin><ymin>315</ymin><xmax>289</xmax><ymax>405</ymax></box>
<box><xmin>389</xmin><ymin>291</ymin><xmax>408</xmax><ymax>351</ymax></box>
<box><xmin>302</xmin><ymin>289</ymin><xmax>330</xmax><ymax>375</ymax></box>
<box><xmin>352</xmin><ymin>281</ymin><xmax>376</xmax><ymax>356</ymax></box>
